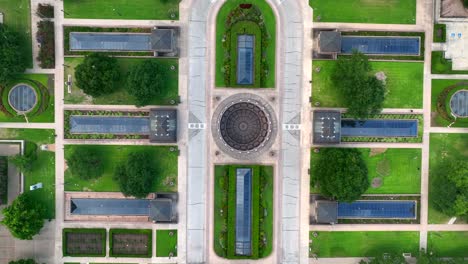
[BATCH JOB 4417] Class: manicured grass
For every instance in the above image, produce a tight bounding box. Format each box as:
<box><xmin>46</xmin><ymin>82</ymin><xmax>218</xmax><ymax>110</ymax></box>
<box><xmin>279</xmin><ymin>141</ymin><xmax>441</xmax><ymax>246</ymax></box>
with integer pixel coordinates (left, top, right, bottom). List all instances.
<box><xmin>308</xmin><ymin>231</ymin><xmax>420</xmax><ymax>257</ymax></box>
<box><xmin>62</xmin><ymin>228</ymin><xmax>107</xmax><ymax>257</ymax></box>
<box><xmin>431</xmin><ymin>79</ymin><xmax>468</xmax><ymax>127</ymax></box>
<box><xmin>213</xmin><ymin>165</ymin><xmax>273</xmax><ymax>259</ymax></box>
<box><xmin>432</xmin><ymin>51</ymin><xmax>468</xmax><ymax>74</ymax></box>
<box><xmin>64</xmin><ymin>145</ymin><xmax>178</xmax><ymax>193</ymax></box>
<box><xmin>429</xmin><ymin>133</ymin><xmax>468</xmax><ymax>224</ymax></box>
<box><xmin>215</xmin><ymin>0</ymin><xmax>276</xmax><ymax>88</ymax></box>
<box><xmin>64</xmin><ymin>57</ymin><xmax>179</xmax><ymax>105</ymax></box>
<box><xmin>427</xmin><ymin>232</ymin><xmax>468</xmax><ymax>257</ymax></box>
<box><xmin>0</xmin><ymin>128</ymin><xmax>55</xmax><ymax>218</ymax></box>
<box><xmin>109</xmin><ymin>229</ymin><xmax>152</xmax><ymax>258</ymax></box>
<box><xmin>63</xmin><ymin>0</ymin><xmax>179</xmax><ymax>20</ymax></box>
<box><xmin>311</xmin><ymin>60</ymin><xmax>423</xmax><ymax>108</ymax></box>
<box><xmin>310</xmin><ymin>148</ymin><xmax>421</xmax><ymax>194</ymax></box>
<box><xmin>0</xmin><ymin>0</ymin><xmax>33</xmax><ymax>67</ymax></box>
<box><xmin>309</xmin><ymin>0</ymin><xmax>416</xmax><ymax>24</ymax></box>
<box><xmin>0</xmin><ymin>74</ymin><xmax>54</xmax><ymax>122</ymax></box>
<box><xmin>433</xmin><ymin>24</ymin><xmax>447</xmax><ymax>43</ymax></box>
<box><xmin>156</xmin><ymin>230</ymin><xmax>177</xmax><ymax>257</ymax></box>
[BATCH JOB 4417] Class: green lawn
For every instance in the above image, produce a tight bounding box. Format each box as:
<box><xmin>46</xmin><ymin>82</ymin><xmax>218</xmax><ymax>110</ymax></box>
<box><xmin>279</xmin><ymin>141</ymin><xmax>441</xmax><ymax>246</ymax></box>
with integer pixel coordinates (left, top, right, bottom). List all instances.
<box><xmin>433</xmin><ymin>24</ymin><xmax>446</xmax><ymax>43</ymax></box>
<box><xmin>64</xmin><ymin>145</ymin><xmax>178</xmax><ymax>193</ymax></box>
<box><xmin>427</xmin><ymin>232</ymin><xmax>468</xmax><ymax>257</ymax></box>
<box><xmin>64</xmin><ymin>57</ymin><xmax>179</xmax><ymax>105</ymax></box>
<box><xmin>310</xmin><ymin>148</ymin><xmax>421</xmax><ymax>194</ymax></box>
<box><xmin>0</xmin><ymin>0</ymin><xmax>33</xmax><ymax>67</ymax></box>
<box><xmin>309</xmin><ymin>231</ymin><xmax>420</xmax><ymax>257</ymax></box>
<box><xmin>312</xmin><ymin>60</ymin><xmax>423</xmax><ymax>108</ymax></box>
<box><xmin>309</xmin><ymin>0</ymin><xmax>416</xmax><ymax>24</ymax></box>
<box><xmin>431</xmin><ymin>79</ymin><xmax>468</xmax><ymax>127</ymax></box>
<box><xmin>432</xmin><ymin>51</ymin><xmax>468</xmax><ymax>74</ymax></box>
<box><xmin>0</xmin><ymin>74</ymin><xmax>54</xmax><ymax>122</ymax></box>
<box><xmin>0</xmin><ymin>129</ymin><xmax>55</xmax><ymax>218</ymax></box>
<box><xmin>429</xmin><ymin>133</ymin><xmax>468</xmax><ymax>224</ymax></box>
<box><xmin>213</xmin><ymin>165</ymin><xmax>273</xmax><ymax>259</ymax></box>
<box><xmin>156</xmin><ymin>230</ymin><xmax>177</xmax><ymax>257</ymax></box>
<box><xmin>63</xmin><ymin>0</ymin><xmax>180</xmax><ymax>20</ymax></box>
<box><xmin>215</xmin><ymin>0</ymin><xmax>276</xmax><ymax>88</ymax></box>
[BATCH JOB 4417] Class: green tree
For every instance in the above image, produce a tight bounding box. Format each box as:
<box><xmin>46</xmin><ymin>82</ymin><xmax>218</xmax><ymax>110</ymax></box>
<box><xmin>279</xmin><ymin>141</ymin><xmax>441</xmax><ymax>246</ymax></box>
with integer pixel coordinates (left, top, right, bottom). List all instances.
<box><xmin>8</xmin><ymin>154</ymin><xmax>35</xmax><ymax>173</ymax></box>
<box><xmin>126</xmin><ymin>59</ymin><xmax>167</xmax><ymax>106</ymax></box>
<box><xmin>113</xmin><ymin>151</ymin><xmax>155</xmax><ymax>198</ymax></box>
<box><xmin>67</xmin><ymin>147</ymin><xmax>103</xmax><ymax>180</ymax></box>
<box><xmin>332</xmin><ymin>51</ymin><xmax>385</xmax><ymax>119</ymax></box>
<box><xmin>75</xmin><ymin>53</ymin><xmax>119</xmax><ymax>97</ymax></box>
<box><xmin>0</xmin><ymin>25</ymin><xmax>27</xmax><ymax>85</ymax></box>
<box><xmin>1</xmin><ymin>193</ymin><xmax>45</xmax><ymax>240</ymax></box>
<box><xmin>431</xmin><ymin>159</ymin><xmax>468</xmax><ymax>220</ymax></box>
<box><xmin>313</xmin><ymin>148</ymin><xmax>369</xmax><ymax>202</ymax></box>
<box><xmin>9</xmin><ymin>259</ymin><xmax>38</xmax><ymax>264</ymax></box>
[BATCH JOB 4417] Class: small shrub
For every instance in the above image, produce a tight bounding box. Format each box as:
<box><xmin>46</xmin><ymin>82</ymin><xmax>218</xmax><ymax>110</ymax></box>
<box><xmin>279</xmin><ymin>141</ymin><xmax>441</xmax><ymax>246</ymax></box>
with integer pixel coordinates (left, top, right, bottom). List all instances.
<box><xmin>37</xmin><ymin>4</ymin><xmax>54</xmax><ymax>18</ymax></box>
<box><xmin>36</xmin><ymin>21</ymin><xmax>55</xmax><ymax>68</ymax></box>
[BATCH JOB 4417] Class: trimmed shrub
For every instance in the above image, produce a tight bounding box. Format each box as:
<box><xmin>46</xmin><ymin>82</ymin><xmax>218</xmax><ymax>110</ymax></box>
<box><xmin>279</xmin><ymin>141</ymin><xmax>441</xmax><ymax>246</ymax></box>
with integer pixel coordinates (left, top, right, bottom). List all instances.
<box><xmin>37</xmin><ymin>4</ymin><xmax>54</xmax><ymax>18</ymax></box>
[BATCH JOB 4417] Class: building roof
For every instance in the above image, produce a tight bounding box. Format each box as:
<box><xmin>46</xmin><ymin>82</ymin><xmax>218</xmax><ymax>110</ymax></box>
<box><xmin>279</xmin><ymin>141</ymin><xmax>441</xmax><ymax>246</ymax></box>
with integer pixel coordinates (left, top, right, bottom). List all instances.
<box><xmin>313</xmin><ymin>110</ymin><xmax>341</xmax><ymax>144</ymax></box>
<box><xmin>149</xmin><ymin>109</ymin><xmax>177</xmax><ymax>143</ymax></box>
<box><xmin>316</xmin><ymin>200</ymin><xmax>338</xmax><ymax>224</ymax></box>
<box><xmin>151</xmin><ymin>29</ymin><xmax>175</xmax><ymax>52</ymax></box>
<box><xmin>149</xmin><ymin>198</ymin><xmax>174</xmax><ymax>222</ymax></box>
<box><xmin>318</xmin><ymin>31</ymin><xmax>342</xmax><ymax>53</ymax></box>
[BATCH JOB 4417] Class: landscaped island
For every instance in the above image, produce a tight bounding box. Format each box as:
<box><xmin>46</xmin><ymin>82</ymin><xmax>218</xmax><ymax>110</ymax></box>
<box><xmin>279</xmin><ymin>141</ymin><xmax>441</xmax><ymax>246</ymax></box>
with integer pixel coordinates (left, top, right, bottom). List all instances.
<box><xmin>216</xmin><ymin>0</ymin><xmax>276</xmax><ymax>88</ymax></box>
<box><xmin>214</xmin><ymin>165</ymin><xmax>273</xmax><ymax>259</ymax></box>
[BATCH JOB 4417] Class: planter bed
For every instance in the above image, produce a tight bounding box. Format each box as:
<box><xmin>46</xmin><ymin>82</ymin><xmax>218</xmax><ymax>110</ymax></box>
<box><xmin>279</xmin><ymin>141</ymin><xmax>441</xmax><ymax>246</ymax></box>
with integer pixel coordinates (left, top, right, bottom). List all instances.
<box><xmin>109</xmin><ymin>229</ymin><xmax>152</xmax><ymax>258</ymax></box>
<box><xmin>62</xmin><ymin>228</ymin><xmax>106</xmax><ymax>257</ymax></box>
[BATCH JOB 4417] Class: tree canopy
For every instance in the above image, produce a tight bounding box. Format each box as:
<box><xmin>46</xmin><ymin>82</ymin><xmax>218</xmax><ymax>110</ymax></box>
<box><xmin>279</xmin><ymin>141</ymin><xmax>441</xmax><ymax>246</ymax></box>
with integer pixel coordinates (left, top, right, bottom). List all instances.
<box><xmin>0</xmin><ymin>25</ymin><xmax>27</xmax><ymax>85</ymax></box>
<box><xmin>9</xmin><ymin>259</ymin><xmax>38</xmax><ymax>264</ymax></box>
<box><xmin>1</xmin><ymin>193</ymin><xmax>45</xmax><ymax>240</ymax></box>
<box><xmin>67</xmin><ymin>147</ymin><xmax>103</xmax><ymax>180</ymax></box>
<box><xmin>432</xmin><ymin>159</ymin><xmax>468</xmax><ymax>220</ymax></box>
<box><xmin>313</xmin><ymin>148</ymin><xmax>369</xmax><ymax>202</ymax></box>
<box><xmin>332</xmin><ymin>51</ymin><xmax>385</xmax><ymax>119</ymax></box>
<box><xmin>75</xmin><ymin>53</ymin><xmax>119</xmax><ymax>97</ymax></box>
<box><xmin>8</xmin><ymin>153</ymin><xmax>36</xmax><ymax>173</ymax></box>
<box><xmin>113</xmin><ymin>151</ymin><xmax>155</xmax><ymax>198</ymax></box>
<box><xmin>126</xmin><ymin>59</ymin><xmax>167</xmax><ymax>106</ymax></box>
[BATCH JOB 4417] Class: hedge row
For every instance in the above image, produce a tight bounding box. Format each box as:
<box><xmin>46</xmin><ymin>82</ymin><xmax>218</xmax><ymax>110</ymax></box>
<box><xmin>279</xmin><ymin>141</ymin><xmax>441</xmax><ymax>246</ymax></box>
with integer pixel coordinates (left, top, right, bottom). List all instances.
<box><xmin>0</xmin><ymin>156</ymin><xmax>8</xmax><ymax>205</ymax></box>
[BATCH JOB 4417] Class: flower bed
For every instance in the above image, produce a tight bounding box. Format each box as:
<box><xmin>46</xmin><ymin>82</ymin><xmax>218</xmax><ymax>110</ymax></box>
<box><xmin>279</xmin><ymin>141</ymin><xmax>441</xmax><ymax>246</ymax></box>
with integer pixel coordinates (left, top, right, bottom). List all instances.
<box><xmin>37</xmin><ymin>21</ymin><xmax>55</xmax><ymax>68</ymax></box>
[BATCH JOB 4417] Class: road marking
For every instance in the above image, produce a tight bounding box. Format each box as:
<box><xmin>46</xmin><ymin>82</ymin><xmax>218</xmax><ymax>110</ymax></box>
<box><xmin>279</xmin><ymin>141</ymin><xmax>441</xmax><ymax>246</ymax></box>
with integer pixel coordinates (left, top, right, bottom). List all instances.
<box><xmin>283</xmin><ymin>124</ymin><xmax>301</xmax><ymax>130</ymax></box>
<box><xmin>188</xmin><ymin>123</ymin><xmax>206</xmax><ymax>129</ymax></box>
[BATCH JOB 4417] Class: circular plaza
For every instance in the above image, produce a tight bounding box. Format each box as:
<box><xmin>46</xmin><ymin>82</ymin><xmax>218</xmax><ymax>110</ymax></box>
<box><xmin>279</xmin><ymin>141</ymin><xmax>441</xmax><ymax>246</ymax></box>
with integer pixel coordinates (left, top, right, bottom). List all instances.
<box><xmin>212</xmin><ymin>93</ymin><xmax>277</xmax><ymax>160</ymax></box>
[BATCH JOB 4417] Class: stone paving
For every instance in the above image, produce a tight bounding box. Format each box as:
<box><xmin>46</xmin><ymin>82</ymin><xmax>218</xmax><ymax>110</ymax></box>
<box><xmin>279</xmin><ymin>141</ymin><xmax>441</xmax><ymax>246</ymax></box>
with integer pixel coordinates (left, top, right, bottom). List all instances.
<box><xmin>0</xmin><ymin>0</ymin><xmax>467</xmax><ymax>263</ymax></box>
